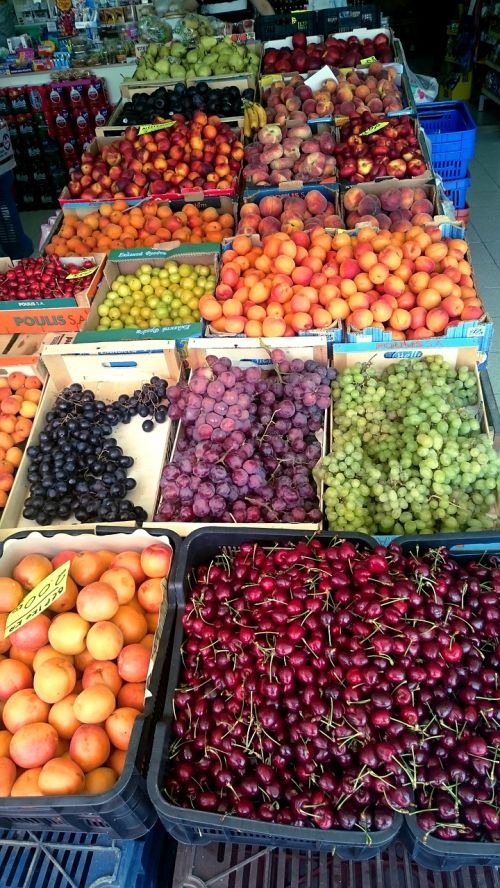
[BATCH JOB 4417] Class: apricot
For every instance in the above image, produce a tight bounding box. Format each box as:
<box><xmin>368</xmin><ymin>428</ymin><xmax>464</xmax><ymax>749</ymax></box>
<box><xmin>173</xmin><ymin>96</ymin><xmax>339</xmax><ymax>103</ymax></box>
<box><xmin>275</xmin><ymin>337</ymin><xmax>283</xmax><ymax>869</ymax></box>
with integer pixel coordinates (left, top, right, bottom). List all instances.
<box><xmin>74</xmin><ymin>649</ymin><xmax>95</xmax><ymax>672</ymax></box>
<box><xmin>48</xmin><ymin>694</ymin><xmax>81</xmax><ymax>740</ymax></box>
<box><xmin>0</xmin><ymin>614</ymin><xmax>11</xmax><ymax>654</ymax></box>
<box><xmin>0</xmin><ymin>577</ymin><xmax>24</xmax><ymax>612</ymax></box>
<box><xmin>70</xmin><ymin>552</ymin><xmax>106</xmax><ymax>586</ymax></box>
<box><xmin>9</xmin><ymin>645</ymin><xmax>34</xmax><ymax>666</ymax></box>
<box><xmin>49</xmin><ymin>613</ymin><xmax>89</xmax><ymax>655</ymax></box>
<box><xmin>77</xmin><ymin>582</ymin><xmax>120</xmax><ymax>623</ymax></box>
<box><xmin>0</xmin><ymin>756</ymin><xmax>16</xmax><ymax>796</ymax></box>
<box><xmin>38</xmin><ymin>757</ymin><xmax>85</xmax><ymax>795</ymax></box>
<box><xmin>117</xmin><ymin>644</ymin><xmax>149</xmax><ymax>683</ymax></box>
<box><xmin>86</xmin><ymin>622</ymin><xmax>124</xmax><ymax>661</ymax></box>
<box><xmin>50</xmin><ymin>576</ymin><xmax>78</xmax><ymax>614</ymax></box>
<box><xmin>10</xmin><ymin>722</ymin><xmax>58</xmax><ymax>768</ymax></box>
<box><xmin>3</xmin><ymin>688</ymin><xmax>49</xmax><ymax>733</ymax></box>
<box><xmin>146</xmin><ymin>612</ymin><xmax>159</xmax><ymax>633</ymax></box>
<box><xmin>100</xmin><ymin>568</ymin><xmax>135</xmax><ymax>605</ymax></box>
<box><xmin>13</xmin><ymin>554</ymin><xmax>52</xmax><ymax>591</ymax></box>
<box><xmin>51</xmin><ymin>550</ymin><xmax>76</xmax><ymax>570</ymax></box>
<box><xmin>105</xmin><ymin>707</ymin><xmax>140</xmax><ymax>751</ymax></box>
<box><xmin>34</xmin><ymin>658</ymin><xmax>76</xmax><ymax>704</ymax></box>
<box><xmin>110</xmin><ymin>552</ymin><xmax>146</xmax><ymax>585</ymax></box>
<box><xmin>108</xmin><ymin>748</ymin><xmax>126</xmax><ymax>776</ymax></box>
<box><xmin>10</xmin><ymin>767</ymin><xmax>43</xmax><ymax>796</ymax></box>
<box><xmin>9</xmin><ymin>615</ymin><xmax>50</xmax><ymax>652</ymax></box>
<box><xmin>95</xmin><ymin>550</ymin><xmax>116</xmax><ymax>570</ymax></box>
<box><xmin>0</xmin><ymin>730</ymin><xmax>12</xmax><ymax>756</ymax></box>
<box><xmin>82</xmin><ymin>661</ymin><xmax>122</xmax><ymax>697</ymax></box>
<box><xmin>0</xmin><ymin>658</ymin><xmax>32</xmax><ymax>701</ymax></box>
<box><xmin>70</xmin><ymin>724</ymin><xmax>110</xmax><ymax>772</ymax></box>
<box><xmin>84</xmin><ymin>767</ymin><xmax>117</xmax><ymax>795</ymax></box>
<box><xmin>111</xmin><ymin>605</ymin><xmax>147</xmax><ymax>645</ymax></box>
<box><xmin>73</xmin><ymin>685</ymin><xmax>116</xmax><ymax>724</ymax></box>
<box><xmin>117</xmin><ymin>682</ymin><xmax>145</xmax><ymax>711</ymax></box>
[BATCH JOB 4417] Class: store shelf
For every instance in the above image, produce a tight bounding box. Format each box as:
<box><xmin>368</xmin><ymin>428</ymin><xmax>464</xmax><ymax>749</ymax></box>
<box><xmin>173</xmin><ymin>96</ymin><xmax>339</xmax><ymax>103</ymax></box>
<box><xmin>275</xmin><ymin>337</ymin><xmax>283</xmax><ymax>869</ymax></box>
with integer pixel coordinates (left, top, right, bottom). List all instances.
<box><xmin>485</xmin><ymin>57</ymin><xmax>500</xmax><ymax>73</ymax></box>
<box><xmin>481</xmin><ymin>86</ymin><xmax>500</xmax><ymax>106</ymax></box>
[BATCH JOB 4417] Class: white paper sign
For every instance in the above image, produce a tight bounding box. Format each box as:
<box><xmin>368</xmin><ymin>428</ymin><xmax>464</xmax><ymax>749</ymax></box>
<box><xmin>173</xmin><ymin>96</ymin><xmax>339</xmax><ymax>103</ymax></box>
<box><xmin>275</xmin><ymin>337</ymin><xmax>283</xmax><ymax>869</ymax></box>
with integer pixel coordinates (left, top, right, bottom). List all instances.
<box><xmin>304</xmin><ymin>65</ymin><xmax>338</xmax><ymax>91</ymax></box>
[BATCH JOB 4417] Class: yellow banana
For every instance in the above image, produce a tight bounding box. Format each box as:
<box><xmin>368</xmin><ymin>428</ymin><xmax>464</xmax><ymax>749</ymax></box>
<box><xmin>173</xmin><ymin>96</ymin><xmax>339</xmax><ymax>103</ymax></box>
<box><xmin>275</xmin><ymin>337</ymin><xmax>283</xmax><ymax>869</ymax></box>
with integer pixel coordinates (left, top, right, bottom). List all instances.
<box><xmin>243</xmin><ymin>106</ymin><xmax>252</xmax><ymax>139</ymax></box>
<box><xmin>254</xmin><ymin>102</ymin><xmax>267</xmax><ymax>128</ymax></box>
<box><xmin>247</xmin><ymin>103</ymin><xmax>259</xmax><ymax>132</ymax></box>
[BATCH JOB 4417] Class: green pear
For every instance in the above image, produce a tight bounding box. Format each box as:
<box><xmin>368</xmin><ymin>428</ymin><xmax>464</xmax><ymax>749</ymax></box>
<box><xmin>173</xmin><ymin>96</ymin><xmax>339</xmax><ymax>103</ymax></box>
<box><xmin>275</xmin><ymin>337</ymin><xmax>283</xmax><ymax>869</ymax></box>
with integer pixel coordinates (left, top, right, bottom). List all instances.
<box><xmin>186</xmin><ymin>49</ymin><xmax>198</xmax><ymax>64</ymax></box>
<box><xmin>155</xmin><ymin>59</ymin><xmax>170</xmax><ymax>75</ymax></box>
<box><xmin>135</xmin><ymin>65</ymin><xmax>146</xmax><ymax>80</ymax></box>
<box><xmin>169</xmin><ymin>41</ymin><xmax>187</xmax><ymax>58</ymax></box>
<box><xmin>200</xmin><ymin>35</ymin><xmax>217</xmax><ymax>50</ymax></box>
<box><xmin>194</xmin><ymin>63</ymin><xmax>212</xmax><ymax>78</ymax></box>
<box><xmin>170</xmin><ymin>63</ymin><xmax>186</xmax><ymax>78</ymax></box>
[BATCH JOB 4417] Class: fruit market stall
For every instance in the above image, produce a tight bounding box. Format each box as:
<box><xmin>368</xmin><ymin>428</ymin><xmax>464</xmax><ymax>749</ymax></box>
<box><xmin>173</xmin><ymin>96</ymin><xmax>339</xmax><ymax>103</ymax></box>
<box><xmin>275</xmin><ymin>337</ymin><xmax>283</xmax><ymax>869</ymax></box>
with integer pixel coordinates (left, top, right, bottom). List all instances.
<box><xmin>0</xmin><ymin>5</ymin><xmax>498</xmax><ymax>887</ymax></box>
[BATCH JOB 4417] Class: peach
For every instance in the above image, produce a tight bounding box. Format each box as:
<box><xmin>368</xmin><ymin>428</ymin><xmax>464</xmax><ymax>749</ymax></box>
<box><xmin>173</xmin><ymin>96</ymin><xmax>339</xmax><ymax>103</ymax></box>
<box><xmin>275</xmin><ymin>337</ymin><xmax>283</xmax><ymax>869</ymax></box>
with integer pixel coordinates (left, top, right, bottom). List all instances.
<box><xmin>105</xmin><ymin>707</ymin><xmax>140</xmax><ymax>751</ymax></box>
<box><xmin>398</xmin><ymin>292</ymin><xmax>416</xmax><ymax>311</ymax></box>
<box><xmin>9</xmin><ymin>614</ymin><xmax>51</xmax><ymax>653</ymax></box>
<box><xmin>357</xmin><ymin>250</ymin><xmax>378</xmax><ymax>272</ymax></box>
<box><xmin>461</xmin><ymin>304</ymin><xmax>484</xmax><ymax>320</ymax></box>
<box><xmin>371</xmin><ymin>300</ymin><xmax>393</xmax><ymax>323</ymax></box>
<box><xmin>10</xmin><ymin>767</ymin><xmax>43</xmax><ymax>796</ymax></box>
<box><xmin>77</xmin><ymin>582</ymin><xmax>120</xmax><ymax>623</ymax></box>
<box><xmin>432</xmin><ymin>275</ymin><xmax>454</xmax><ymax>297</ymax></box>
<box><xmin>85</xmin><ymin>767</ymin><xmax>117</xmax><ymax>795</ymax></box>
<box><xmin>117</xmin><ymin>682</ymin><xmax>145</xmax><ymax>711</ymax></box>
<box><xmin>82</xmin><ymin>661</ymin><xmax>122</xmax><ymax>697</ymax></box>
<box><xmin>86</xmin><ymin>622</ymin><xmax>123</xmax><ymax>662</ymax></box>
<box><xmin>48</xmin><ymin>694</ymin><xmax>81</xmax><ymax>739</ymax></box>
<box><xmin>110</xmin><ymin>552</ymin><xmax>146</xmax><ymax>586</ymax></box>
<box><xmin>50</xmin><ymin>576</ymin><xmax>79</xmax><ymax>614</ymax></box>
<box><xmin>384</xmin><ymin>275</ymin><xmax>406</xmax><ymax>298</ymax></box>
<box><xmin>140</xmin><ymin>544</ymin><xmax>172</xmax><ymax>579</ymax></box>
<box><xmin>34</xmin><ymin>658</ymin><xmax>76</xmax><ymax>704</ymax></box>
<box><xmin>0</xmin><ymin>577</ymin><xmax>24</xmax><ymax>612</ymax></box>
<box><xmin>417</xmin><ymin>288</ymin><xmax>441</xmax><ymax>310</ymax></box>
<box><xmin>426</xmin><ymin>307</ymin><xmax>449</xmax><ymax>333</ymax></box>
<box><xmin>10</xmin><ymin>722</ymin><xmax>58</xmax><ymax>768</ymax></box>
<box><xmin>442</xmin><ymin>295</ymin><xmax>464</xmax><ymax>317</ymax></box>
<box><xmin>414</xmin><ymin>256</ymin><xmax>435</xmax><ymax>274</ymax></box>
<box><xmin>0</xmin><ymin>730</ymin><xmax>12</xmax><ymax>757</ymax></box>
<box><xmin>100</xmin><ymin>568</ymin><xmax>136</xmax><ymax>605</ymax></box>
<box><xmin>0</xmin><ymin>659</ymin><xmax>32</xmax><ymax>701</ymax></box>
<box><xmin>425</xmin><ymin>242</ymin><xmax>448</xmax><ymax>263</ymax></box>
<box><xmin>390</xmin><ymin>308</ymin><xmax>412</xmax><ymax>331</ymax></box>
<box><xmin>117</xmin><ymin>644</ymin><xmax>150</xmax><ymax>684</ymax></box>
<box><xmin>0</xmin><ymin>756</ymin><xmax>16</xmax><ymax>796</ymax></box>
<box><xmin>339</xmin><ymin>258</ymin><xmax>360</xmax><ymax>279</ymax></box>
<box><xmin>38</xmin><ymin>757</ymin><xmax>85</xmax><ymax>795</ymax></box>
<box><xmin>328</xmin><ymin>298</ymin><xmax>350</xmax><ymax>321</ymax></box>
<box><xmin>70</xmin><ymin>724</ymin><xmax>110</xmax><ymax>772</ymax></box>
<box><xmin>369</xmin><ymin>264</ymin><xmax>389</xmax><ymax>286</ymax></box>
<box><xmin>73</xmin><ymin>685</ymin><xmax>116</xmax><ymax>725</ymax></box>
<box><xmin>51</xmin><ymin>550</ymin><xmax>77</xmax><ymax>570</ymax></box>
<box><xmin>112</xmin><ymin>605</ymin><xmax>147</xmax><ymax>645</ymax></box>
<box><xmin>3</xmin><ymin>688</ymin><xmax>49</xmax><ymax>733</ymax></box>
<box><xmin>70</xmin><ymin>552</ymin><xmax>106</xmax><ymax>587</ymax></box>
<box><xmin>378</xmin><ymin>246</ymin><xmax>403</xmax><ymax>271</ymax></box>
<box><xmin>49</xmin><ymin>613</ymin><xmax>89</xmax><ymax>655</ymax></box>
<box><xmin>408</xmin><ymin>272</ymin><xmax>430</xmax><ymax>294</ymax></box>
<box><xmin>9</xmin><ymin>645</ymin><xmax>34</xmax><ymax>665</ymax></box>
<box><xmin>13</xmin><ymin>555</ymin><xmax>52</xmax><ymax>591</ymax></box>
<box><xmin>350</xmin><ymin>308</ymin><xmax>374</xmax><ymax>330</ymax></box>
<box><xmin>410</xmin><ymin>307</ymin><xmax>428</xmax><ymax>329</ymax></box>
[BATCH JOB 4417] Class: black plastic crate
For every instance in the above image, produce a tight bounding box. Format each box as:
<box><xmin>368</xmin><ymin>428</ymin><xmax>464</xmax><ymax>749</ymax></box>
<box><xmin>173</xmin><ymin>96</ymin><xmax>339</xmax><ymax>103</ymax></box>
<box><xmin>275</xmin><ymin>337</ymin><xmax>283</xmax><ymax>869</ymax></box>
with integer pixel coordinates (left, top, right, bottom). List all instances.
<box><xmin>319</xmin><ymin>4</ymin><xmax>381</xmax><ymax>36</ymax></box>
<box><xmin>0</xmin><ymin>525</ymin><xmax>180</xmax><ymax>839</ymax></box>
<box><xmin>148</xmin><ymin>528</ymin><xmax>405</xmax><ymax>856</ymax></box>
<box><xmin>394</xmin><ymin>531</ymin><xmax>500</xmax><ymax>871</ymax></box>
<box><xmin>170</xmin><ymin>838</ymin><xmax>500</xmax><ymax>888</ymax></box>
<box><xmin>255</xmin><ymin>9</ymin><xmax>319</xmax><ymax>41</ymax></box>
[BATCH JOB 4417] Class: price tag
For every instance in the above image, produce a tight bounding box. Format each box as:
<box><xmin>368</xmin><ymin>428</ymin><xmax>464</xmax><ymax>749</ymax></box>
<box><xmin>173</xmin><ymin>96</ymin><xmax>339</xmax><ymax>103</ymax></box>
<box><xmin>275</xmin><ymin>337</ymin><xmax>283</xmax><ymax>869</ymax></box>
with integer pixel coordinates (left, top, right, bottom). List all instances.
<box><xmin>5</xmin><ymin>562</ymin><xmax>71</xmax><ymax>638</ymax></box>
<box><xmin>360</xmin><ymin>121</ymin><xmax>389</xmax><ymax>136</ymax></box>
<box><xmin>66</xmin><ymin>266</ymin><xmax>96</xmax><ymax>280</ymax></box>
<box><xmin>360</xmin><ymin>55</ymin><xmax>377</xmax><ymax>65</ymax></box>
<box><xmin>334</xmin><ymin>115</ymin><xmax>350</xmax><ymax>126</ymax></box>
<box><xmin>137</xmin><ymin>122</ymin><xmax>174</xmax><ymax>135</ymax></box>
<box><xmin>260</xmin><ymin>74</ymin><xmax>284</xmax><ymax>87</ymax></box>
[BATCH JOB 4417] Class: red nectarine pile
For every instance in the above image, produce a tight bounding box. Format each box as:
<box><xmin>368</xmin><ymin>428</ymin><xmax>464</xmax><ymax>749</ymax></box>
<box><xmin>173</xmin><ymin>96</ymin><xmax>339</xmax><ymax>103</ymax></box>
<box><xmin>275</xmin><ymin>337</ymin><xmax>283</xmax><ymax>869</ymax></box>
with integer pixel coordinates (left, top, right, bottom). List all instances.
<box><xmin>0</xmin><ymin>372</ymin><xmax>42</xmax><ymax>512</ymax></box>
<box><xmin>261</xmin><ymin>31</ymin><xmax>393</xmax><ymax>76</ymax></box>
<box><xmin>238</xmin><ymin>190</ymin><xmax>342</xmax><ymax>238</ymax></box>
<box><xmin>67</xmin><ymin>113</ymin><xmax>244</xmax><ymax>201</ymax></box>
<box><xmin>0</xmin><ymin>541</ymin><xmax>172</xmax><ymax>798</ymax></box>
<box><xmin>344</xmin><ymin>184</ymin><xmax>435</xmax><ymax>231</ymax></box>
<box><xmin>335</xmin><ymin>115</ymin><xmax>428</xmax><ymax>182</ymax></box>
<box><xmin>203</xmin><ymin>225</ymin><xmax>483</xmax><ymax>340</ymax></box>
<box><xmin>262</xmin><ymin>64</ymin><xmax>404</xmax><ymax>126</ymax></box>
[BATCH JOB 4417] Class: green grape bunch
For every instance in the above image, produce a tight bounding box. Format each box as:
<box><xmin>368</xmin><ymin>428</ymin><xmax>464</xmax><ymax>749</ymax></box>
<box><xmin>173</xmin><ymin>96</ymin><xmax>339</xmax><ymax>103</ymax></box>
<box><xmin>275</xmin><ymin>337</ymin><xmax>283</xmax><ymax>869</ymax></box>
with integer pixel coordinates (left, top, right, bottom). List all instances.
<box><xmin>314</xmin><ymin>356</ymin><xmax>500</xmax><ymax>536</ymax></box>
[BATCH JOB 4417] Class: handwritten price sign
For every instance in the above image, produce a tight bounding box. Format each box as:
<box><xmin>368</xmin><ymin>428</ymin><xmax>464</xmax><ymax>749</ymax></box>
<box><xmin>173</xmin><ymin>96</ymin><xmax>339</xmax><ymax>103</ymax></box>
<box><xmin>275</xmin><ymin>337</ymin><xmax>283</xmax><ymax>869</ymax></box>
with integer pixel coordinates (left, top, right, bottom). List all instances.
<box><xmin>5</xmin><ymin>561</ymin><xmax>71</xmax><ymax>637</ymax></box>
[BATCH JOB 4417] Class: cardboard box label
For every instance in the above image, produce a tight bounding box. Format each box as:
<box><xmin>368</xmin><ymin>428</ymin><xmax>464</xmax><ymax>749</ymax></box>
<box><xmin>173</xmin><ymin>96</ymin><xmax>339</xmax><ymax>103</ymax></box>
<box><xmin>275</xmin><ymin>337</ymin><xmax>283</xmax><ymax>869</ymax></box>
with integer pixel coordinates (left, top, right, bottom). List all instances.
<box><xmin>137</xmin><ymin>122</ymin><xmax>175</xmax><ymax>135</ymax></box>
<box><xmin>5</xmin><ymin>562</ymin><xmax>71</xmax><ymax>637</ymax></box>
<box><xmin>360</xmin><ymin>121</ymin><xmax>389</xmax><ymax>136</ymax></box>
<box><xmin>360</xmin><ymin>55</ymin><xmax>377</xmax><ymax>65</ymax></box>
<box><xmin>66</xmin><ymin>266</ymin><xmax>96</xmax><ymax>280</ymax></box>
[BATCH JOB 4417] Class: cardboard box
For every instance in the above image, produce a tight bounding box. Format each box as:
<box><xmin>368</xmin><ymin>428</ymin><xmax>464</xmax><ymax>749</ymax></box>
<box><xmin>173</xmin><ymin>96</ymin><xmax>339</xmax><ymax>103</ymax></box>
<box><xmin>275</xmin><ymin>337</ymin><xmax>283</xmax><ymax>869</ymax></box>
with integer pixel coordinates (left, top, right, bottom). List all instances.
<box><xmin>343</xmin><ymin>223</ymin><xmax>493</xmax><ymax>368</ymax></box>
<box><xmin>1</xmin><ymin>340</ymin><xmax>181</xmax><ymax>535</ymax></box>
<box><xmin>74</xmin><ymin>244</ymin><xmax>219</xmax><ymax>344</ymax></box>
<box><xmin>0</xmin><ymin>255</ymin><xmax>106</xmax><ymax>335</ymax></box>
<box><xmin>149</xmin><ymin>336</ymin><xmax>329</xmax><ymax>535</ymax></box>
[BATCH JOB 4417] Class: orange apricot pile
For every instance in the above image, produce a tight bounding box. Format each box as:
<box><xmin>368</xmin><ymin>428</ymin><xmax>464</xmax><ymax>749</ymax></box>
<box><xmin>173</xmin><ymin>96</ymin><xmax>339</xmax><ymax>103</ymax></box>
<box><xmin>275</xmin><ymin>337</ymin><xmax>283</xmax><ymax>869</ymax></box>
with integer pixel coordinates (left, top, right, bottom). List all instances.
<box><xmin>0</xmin><ymin>541</ymin><xmax>172</xmax><ymax>798</ymax></box>
<box><xmin>0</xmin><ymin>372</ymin><xmax>42</xmax><ymax>510</ymax></box>
<box><xmin>201</xmin><ymin>225</ymin><xmax>483</xmax><ymax>340</ymax></box>
<box><xmin>46</xmin><ymin>201</ymin><xmax>235</xmax><ymax>257</ymax></box>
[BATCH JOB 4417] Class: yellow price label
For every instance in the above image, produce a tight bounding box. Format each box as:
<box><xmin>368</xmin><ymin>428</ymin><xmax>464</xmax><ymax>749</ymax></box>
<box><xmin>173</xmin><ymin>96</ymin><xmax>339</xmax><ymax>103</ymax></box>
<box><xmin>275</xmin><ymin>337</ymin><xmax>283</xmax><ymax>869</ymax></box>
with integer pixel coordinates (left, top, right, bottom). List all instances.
<box><xmin>334</xmin><ymin>115</ymin><xmax>350</xmax><ymax>126</ymax></box>
<box><xmin>260</xmin><ymin>74</ymin><xmax>284</xmax><ymax>87</ymax></box>
<box><xmin>360</xmin><ymin>121</ymin><xmax>389</xmax><ymax>136</ymax></box>
<box><xmin>360</xmin><ymin>55</ymin><xmax>377</xmax><ymax>65</ymax></box>
<box><xmin>5</xmin><ymin>561</ymin><xmax>71</xmax><ymax>638</ymax></box>
<box><xmin>66</xmin><ymin>266</ymin><xmax>96</xmax><ymax>280</ymax></box>
<box><xmin>137</xmin><ymin>122</ymin><xmax>174</xmax><ymax>135</ymax></box>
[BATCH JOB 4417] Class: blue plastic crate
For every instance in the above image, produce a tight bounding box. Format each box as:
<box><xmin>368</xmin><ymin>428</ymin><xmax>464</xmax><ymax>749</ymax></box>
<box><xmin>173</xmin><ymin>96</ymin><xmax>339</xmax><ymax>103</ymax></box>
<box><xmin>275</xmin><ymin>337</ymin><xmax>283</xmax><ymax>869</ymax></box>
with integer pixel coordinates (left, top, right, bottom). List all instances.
<box><xmin>417</xmin><ymin>101</ymin><xmax>476</xmax><ymax>180</ymax></box>
<box><xmin>0</xmin><ymin>171</ymin><xmax>33</xmax><ymax>259</ymax></box>
<box><xmin>442</xmin><ymin>170</ymin><xmax>471</xmax><ymax>209</ymax></box>
<box><xmin>0</xmin><ymin>824</ymin><xmax>170</xmax><ymax>888</ymax></box>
